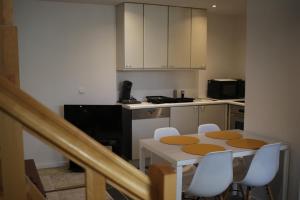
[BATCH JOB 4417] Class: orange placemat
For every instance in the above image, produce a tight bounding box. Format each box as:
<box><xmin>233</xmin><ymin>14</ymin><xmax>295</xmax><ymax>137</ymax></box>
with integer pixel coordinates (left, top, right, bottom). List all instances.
<box><xmin>227</xmin><ymin>138</ymin><xmax>267</xmax><ymax>149</ymax></box>
<box><xmin>160</xmin><ymin>136</ymin><xmax>199</xmax><ymax>145</ymax></box>
<box><xmin>181</xmin><ymin>144</ymin><xmax>225</xmax><ymax>155</ymax></box>
<box><xmin>205</xmin><ymin>131</ymin><xmax>242</xmax><ymax>140</ymax></box>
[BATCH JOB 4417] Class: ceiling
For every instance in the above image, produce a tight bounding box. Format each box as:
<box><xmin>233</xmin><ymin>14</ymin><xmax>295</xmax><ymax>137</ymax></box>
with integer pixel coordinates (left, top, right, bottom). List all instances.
<box><xmin>44</xmin><ymin>0</ymin><xmax>246</xmax><ymax>15</ymax></box>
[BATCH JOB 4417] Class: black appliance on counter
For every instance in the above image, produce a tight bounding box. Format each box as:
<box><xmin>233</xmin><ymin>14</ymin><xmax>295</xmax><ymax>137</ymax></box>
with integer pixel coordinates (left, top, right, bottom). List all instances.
<box><xmin>146</xmin><ymin>96</ymin><xmax>194</xmax><ymax>104</ymax></box>
<box><xmin>119</xmin><ymin>80</ymin><xmax>140</xmax><ymax>104</ymax></box>
<box><xmin>64</xmin><ymin>105</ymin><xmax>131</xmax><ymax>172</ymax></box>
<box><xmin>207</xmin><ymin>79</ymin><xmax>245</xmax><ymax>99</ymax></box>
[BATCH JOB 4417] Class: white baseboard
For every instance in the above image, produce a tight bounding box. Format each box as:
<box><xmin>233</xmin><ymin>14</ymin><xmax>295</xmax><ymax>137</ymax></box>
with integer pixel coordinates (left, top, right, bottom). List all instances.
<box><xmin>35</xmin><ymin>160</ymin><xmax>68</xmax><ymax>169</ymax></box>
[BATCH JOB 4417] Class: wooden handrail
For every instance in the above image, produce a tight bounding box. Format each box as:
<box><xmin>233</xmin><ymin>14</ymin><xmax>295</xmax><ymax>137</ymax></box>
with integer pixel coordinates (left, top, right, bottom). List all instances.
<box><xmin>0</xmin><ymin>76</ymin><xmax>151</xmax><ymax>199</ymax></box>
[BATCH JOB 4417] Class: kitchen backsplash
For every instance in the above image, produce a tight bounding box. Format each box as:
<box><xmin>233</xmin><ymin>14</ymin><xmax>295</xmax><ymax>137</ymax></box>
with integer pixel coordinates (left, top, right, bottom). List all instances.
<box><xmin>117</xmin><ymin>71</ymin><xmax>198</xmax><ymax>101</ymax></box>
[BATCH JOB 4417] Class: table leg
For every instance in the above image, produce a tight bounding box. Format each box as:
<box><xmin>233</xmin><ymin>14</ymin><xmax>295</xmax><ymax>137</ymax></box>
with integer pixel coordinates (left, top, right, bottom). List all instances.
<box><xmin>139</xmin><ymin>146</ymin><xmax>146</xmax><ymax>172</ymax></box>
<box><xmin>282</xmin><ymin>149</ymin><xmax>289</xmax><ymax>200</ymax></box>
<box><xmin>175</xmin><ymin>165</ymin><xmax>183</xmax><ymax>200</ymax></box>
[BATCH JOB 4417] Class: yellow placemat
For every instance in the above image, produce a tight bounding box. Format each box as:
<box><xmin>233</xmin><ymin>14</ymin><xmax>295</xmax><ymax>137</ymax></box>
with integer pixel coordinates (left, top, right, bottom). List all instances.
<box><xmin>227</xmin><ymin>138</ymin><xmax>267</xmax><ymax>149</ymax></box>
<box><xmin>205</xmin><ymin>131</ymin><xmax>242</xmax><ymax>140</ymax></box>
<box><xmin>181</xmin><ymin>144</ymin><xmax>225</xmax><ymax>155</ymax></box>
<box><xmin>160</xmin><ymin>136</ymin><xmax>199</xmax><ymax>145</ymax></box>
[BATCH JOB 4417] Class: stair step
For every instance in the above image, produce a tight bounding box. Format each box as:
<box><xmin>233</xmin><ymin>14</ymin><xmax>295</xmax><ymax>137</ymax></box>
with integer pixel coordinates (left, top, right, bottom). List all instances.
<box><xmin>25</xmin><ymin>159</ymin><xmax>46</xmax><ymax>197</ymax></box>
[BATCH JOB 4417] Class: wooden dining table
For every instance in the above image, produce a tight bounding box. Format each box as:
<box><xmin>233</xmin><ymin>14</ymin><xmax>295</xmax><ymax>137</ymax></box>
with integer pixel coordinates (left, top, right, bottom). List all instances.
<box><xmin>139</xmin><ymin>130</ymin><xmax>289</xmax><ymax>200</ymax></box>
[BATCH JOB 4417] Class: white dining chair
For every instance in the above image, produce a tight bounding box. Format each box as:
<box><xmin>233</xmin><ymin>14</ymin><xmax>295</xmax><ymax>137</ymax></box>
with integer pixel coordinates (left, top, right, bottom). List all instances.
<box><xmin>154</xmin><ymin>127</ymin><xmax>180</xmax><ymax>140</ymax></box>
<box><xmin>185</xmin><ymin>150</ymin><xmax>233</xmax><ymax>198</ymax></box>
<box><xmin>198</xmin><ymin>123</ymin><xmax>221</xmax><ymax>134</ymax></box>
<box><xmin>153</xmin><ymin>127</ymin><xmax>195</xmax><ymax>174</ymax></box>
<box><xmin>235</xmin><ymin>143</ymin><xmax>281</xmax><ymax>200</ymax></box>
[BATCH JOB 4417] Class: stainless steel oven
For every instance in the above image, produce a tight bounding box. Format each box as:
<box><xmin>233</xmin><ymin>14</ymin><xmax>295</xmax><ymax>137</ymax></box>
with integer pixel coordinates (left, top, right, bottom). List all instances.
<box><xmin>229</xmin><ymin>105</ymin><xmax>244</xmax><ymax>130</ymax></box>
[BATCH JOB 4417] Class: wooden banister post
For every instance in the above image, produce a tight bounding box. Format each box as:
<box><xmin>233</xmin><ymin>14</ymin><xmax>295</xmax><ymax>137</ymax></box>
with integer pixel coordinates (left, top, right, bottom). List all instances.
<box><xmin>0</xmin><ymin>0</ymin><xmax>26</xmax><ymax>200</ymax></box>
<box><xmin>0</xmin><ymin>25</ymin><xmax>20</xmax><ymax>85</ymax></box>
<box><xmin>0</xmin><ymin>112</ymin><xmax>26</xmax><ymax>200</ymax></box>
<box><xmin>0</xmin><ymin>160</ymin><xmax>2</xmax><ymax>196</ymax></box>
<box><xmin>86</xmin><ymin>168</ymin><xmax>106</xmax><ymax>200</ymax></box>
<box><xmin>0</xmin><ymin>0</ymin><xmax>13</xmax><ymax>25</ymax></box>
<box><xmin>149</xmin><ymin>165</ymin><xmax>176</xmax><ymax>200</ymax></box>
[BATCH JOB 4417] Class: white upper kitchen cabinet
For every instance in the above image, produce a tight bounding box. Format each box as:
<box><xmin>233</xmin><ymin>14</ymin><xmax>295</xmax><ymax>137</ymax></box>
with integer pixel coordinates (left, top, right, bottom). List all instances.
<box><xmin>191</xmin><ymin>9</ymin><xmax>207</xmax><ymax>69</ymax></box>
<box><xmin>198</xmin><ymin>104</ymin><xmax>227</xmax><ymax>130</ymax></box>
<box><xmin>168</xmin><ymin>7</ymin><xmax>191</xmax><ymax>69</ymax></box>
<box><xmin>116</xmin><ymin>3</ymin><xmax>143</xmax><ymax>69</ymax></box>
<box><xmin>170</xmin><ymin>106</ymin><xmax>198</xmax><ymax>134</ymax></box>
<box><xmin>144</xmin><ymin>5</ymin><xmax>168</xmax><ymax>69</ymax></box>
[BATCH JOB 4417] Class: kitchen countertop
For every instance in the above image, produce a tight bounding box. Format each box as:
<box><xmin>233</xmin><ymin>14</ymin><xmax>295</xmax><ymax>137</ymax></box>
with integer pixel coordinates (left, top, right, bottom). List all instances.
<box><xmin>122</xmin><ymin>99</ymin><xmax>245</xmax><ymax>110</ymax></box>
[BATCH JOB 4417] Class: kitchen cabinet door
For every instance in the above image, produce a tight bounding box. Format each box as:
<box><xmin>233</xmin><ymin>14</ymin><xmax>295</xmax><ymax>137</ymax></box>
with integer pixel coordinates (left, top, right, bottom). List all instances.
<box><xmin>191</xmin><ymin>9</ymin><xmax>207</xmax><ymax>69</ymax></box>
<box><xmin>116</xmin><ymin>3</ymin><xmax>143</xmax><ymax>69</ymax></box>
<box><xmin>144</xmin><ymin>5</ymin><xmax>168</xmax><ymax>69</ymax></box>
<box><xmin>168</xmin><ymin>7</ymin><xmax>191</xmax><ymax>69</ymax></box>
<box><xmin>170</xmin><ymin>106</ymin><xmax>198</xmax><ymax>134</ymax></box>
<box><xmin>198</xmin><ymin>104</ymin><xmax>227</xmax><ymax>130</ymax></box>
<box><xmin>132</xmin><ymin>118</ymin><xmax>170</xmax><ymax>160</ymax></box>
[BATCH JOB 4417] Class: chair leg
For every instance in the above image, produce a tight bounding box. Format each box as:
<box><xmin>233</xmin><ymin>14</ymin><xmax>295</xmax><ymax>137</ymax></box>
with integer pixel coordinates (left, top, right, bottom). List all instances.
<box><xmin>223</xmin><ymin>184</ymin><xmax>231</xmax><ymax>200</ymax></box>
<box><xmin>266</xmin><ymin>185</ymin><xmax>274</xmax><ymax>200</ymax></box>
<box><xmin>238</xmin><ymin>184</ymin><xmax>245</xmax><ymax>198</ymax></box>
<box><xmin>245</xmin><ymin>186</ymin><xmax>251</xmax><ymax>200</ymax></box>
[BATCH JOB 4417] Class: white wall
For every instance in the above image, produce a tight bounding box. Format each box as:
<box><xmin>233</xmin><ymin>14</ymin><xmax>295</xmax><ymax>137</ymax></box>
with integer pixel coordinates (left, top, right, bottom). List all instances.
<box><xmin>245</xmin><ymin>0</ymin><xmax>299</xmax><ymax>199</ymax></box>
<box><xmin>15</xmin><ymin>0</ymin><xmax>117</xmax><ymax>168</ymax></box>
<box><xmin>198</xmin><ymin>13</ymin><xmax>246</xmax><ymax>97</ymax></box>
<box><xmin>118</xmin><ymin>12</ymin><xmax>246</xmax><ymax>99</ymax></box>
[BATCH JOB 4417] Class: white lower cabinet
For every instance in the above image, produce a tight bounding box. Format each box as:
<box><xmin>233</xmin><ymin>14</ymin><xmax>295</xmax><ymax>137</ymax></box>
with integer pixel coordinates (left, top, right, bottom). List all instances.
<box><xmin>198</xmin><ymin>104</ymin><xmax>227</xmax><ymax>130</ymax></box>
<box><xmin>132</xmin><ymin>117</ymin><xmax>170</xmax><ymax>160</ymax></box>
<box><xmin>130</xmin><ymin>104</ymin><xmax>227</xmax><ymax>159</ymax></box>
<box><xmin>170</xmin><ymin>106</ymin><xmax>198</xmax><ymax>134</ymax></box>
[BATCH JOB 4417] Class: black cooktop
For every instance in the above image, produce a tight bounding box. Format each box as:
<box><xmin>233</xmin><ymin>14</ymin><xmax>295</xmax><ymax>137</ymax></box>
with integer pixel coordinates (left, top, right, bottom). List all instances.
<box><xmin>146</xmin><ymin>96</ymin><xmax>194</xmax><ymax>104</ymax></box>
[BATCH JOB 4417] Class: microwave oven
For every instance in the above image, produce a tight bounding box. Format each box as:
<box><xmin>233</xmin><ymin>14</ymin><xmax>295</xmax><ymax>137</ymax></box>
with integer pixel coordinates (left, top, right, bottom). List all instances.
<box><xmin>207</xmin><ymin>79</ymin><xmax>245</xmax><ymax>99</ymax></box>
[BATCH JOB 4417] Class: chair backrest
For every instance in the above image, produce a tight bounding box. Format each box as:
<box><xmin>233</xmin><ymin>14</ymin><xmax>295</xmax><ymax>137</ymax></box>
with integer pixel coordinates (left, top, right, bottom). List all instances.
<box><xmin>198</xmin><ymin>123</ymin><xmax>221</xmax><ymax>134</ymax></box>
<box><xmin>187</xmin><ymin>151</ymin><xmax>233</xmax><ymax>197</ymax></box>
<box><xmin>154</xmin><ymin>127</ymin><xmax>180</xmax><ymax>140</ymax></box>
<box><xmin>241</xmin><ymin>143</ymin><xmax>281</xmax><ymax>187</ymax></box>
